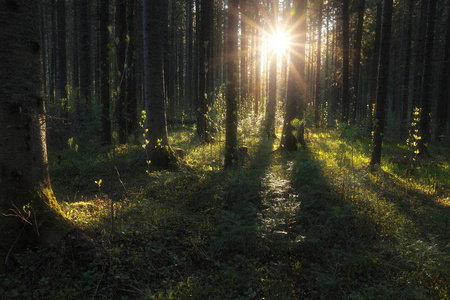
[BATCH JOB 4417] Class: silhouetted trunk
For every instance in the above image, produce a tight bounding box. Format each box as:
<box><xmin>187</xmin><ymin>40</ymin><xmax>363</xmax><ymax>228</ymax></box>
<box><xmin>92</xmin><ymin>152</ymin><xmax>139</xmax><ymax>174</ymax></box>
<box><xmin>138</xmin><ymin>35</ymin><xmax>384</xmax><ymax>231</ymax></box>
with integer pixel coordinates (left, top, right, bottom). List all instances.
<box><xmin>369</xmin><ymin>0</ymin><xmax>382</xmax><ymax>132</ymax></box>
<box><xmin>225</xmin><ymin>0</ymin><xmax>239</xmax><ymax>169</ymax></box>
<box><xmin>72</xmin><ymin>0</ymin><xmax>80</xmax><ymax>114</ymax></box>
<box><xmin>116</xmin><ymin>0</ymin><xmax>127</xmax><ymax>144</ymax></box>
<box><xmin>197</xmin><ymin>0</ymin><xmax>213</xmax><ymax>143</ymax></box>
<box><xmin>0</xmin><ymin>0</ymin><xmax>66</xmax><ymax>265</ymax></box>
<box><xmin>411</xmin><ymin>0</ymin><xmax>428</xmax><ymax>113</ymax></box>
<box><xmin>56</xmin><ymin>0</ymin><xmax>67</xmax><ymax>116</ymax></box>
<box><xmin>370</xmin><ymin>0</ymin><xmax>393</xmax><ymax>168</ymax></box>
<box><xmin>240</xmin><ymin>1</ymin><xmax>249</xmax><ymax>101</ymax></box>
<box><xmin>99</xmin><ymin>0</ymin><xmax>110</xmax><ymax>144</ymax></box>
<box><xmin>341</xmin><ymin>0</ymin><xmax>350</xmax><ymax>124</ymax></box>
<box><xmin>281</xmin><ymin>0</ymin><xmax>307</xmax><ymax>150</ymax></box>
<box><xmin>143</xmin><ymin>0</ymin><xmax>173</xmax><ymax>168</ymax></box>
<box><xmin>314</xmin><ymin>0</ymin><xmax>323</xmax><ymax>128</ymax></box>
<box><xmin>350</xmin><ymin>0</ymin><xmax>365</xmax><ymax>125</ymax></box>
<box><xmin>435</xmin><ymin>0</ymin><xmax>450</xmax><ymax>142</ymax></box>
<box><xmin>254</xmin><ymin>1</ymin><xmax>261</xmax><ymax>114</ymax></box>
<box><xmin>418</xmin><ymin>0</ymin><xmax>437</xmax><ymax>155</ymax></box>
<box><xmin>79</xmin><ymin>0</ymin><xmax>92</xmax><ymax>115</ymax></box>
<box><xmin>400</xmin><ymin>0</ymin><xmax>414</xmax><ymax>137</ymax></box>
<box><xmin>267</xmin><ymin>0</ymin><xmax>278</xmax><ymax>138</ymax></box>
<box><xmin>127</xmin><ymin>0</ymin><xmax>138</xmax><ymax>142</ymax></box>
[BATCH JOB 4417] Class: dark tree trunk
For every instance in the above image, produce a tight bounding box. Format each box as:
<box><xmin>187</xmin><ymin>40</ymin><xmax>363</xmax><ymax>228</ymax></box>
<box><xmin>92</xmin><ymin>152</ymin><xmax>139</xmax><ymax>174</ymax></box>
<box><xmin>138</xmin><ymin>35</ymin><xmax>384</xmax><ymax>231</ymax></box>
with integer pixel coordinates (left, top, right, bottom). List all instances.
<box><xmin>79</xmin><ymin>0</ymin><xmax>92</xmax><ymax>115</ymax></box>
<box><xmin>254</xmin><ymin>0</ymin><xmax>261</xmax><ymax>115</ymax></box>
<box><xmin>224</xmin><ymin>0</ymin><xmax>239</xmax><ymax>169</ymax></box>
<box><xmin>341</xmin><ymin>0</ymin><xmax>350</xmax><ymax>124</ymax></box>
<box><xmin>0</xmin><ymin>0</ymin><xmax>66</xmax><ymax>266</ymax></box>
<box><xmin>72</xmin><ymin>0</ymin><xmax>80</xmax><ymax>113</ymax></box>
<box><xmin>435</xmin><ymin>0</ymin><xmax>450</xmax><ymax>142</ymax></box>
<box><xmin>314</xmin><ymin>0</ymin><xmax>323</xmax><ymax>128</ymax></box>
<box><xmin>400</xmin><ymin>0</ymin><xmax>414</xmax><ymax>137</ymax></box>
<box><xmin>350</xmin><ymin>0</ymin><xmax>365</xmax><ymax>125</ymax></box>
<box><xmin>143</xmin><ymin>0</ymin><xmax>173</xmax><ymax>169</ymax></box>
<box><xmin>185</xmin><ymin>0</ymin><xmax>193</xmax><ymax>112</ymax></box>
<box><xmin>50</xmin><ymin>0</ymin><xmax>56</xmax><ymax>106</ymax></box>
<box><xmin>99</xmin><ymin>0</ymin><xmax>111</xmax><ymax>144</ymax></box>
<box><xmin>240</xmin><ymin>1</ymin><xmax>249</xmax><ymax>101</ymax></box>
<box><xmin>267</xmin><ymin>0</ymin><xmax>278</xmax><ymax>138</ymax></box>
<box><xmin>127</xmin><ymin>0</ymin><xmax>138</xmax><ymax>142</ymax></box>
<box><xmin>280</xmin><ymin>0</ymin><xmax>307</xmax><ymax>150</ymax></box>
<box><xmin>418</xmin><ymin>0</ymin><xmax>437</xmax><ymax>155</ymax></box>
<box><xmin>116</xmin><ymin>0</ymin><xmax>127</xmax><ymax>145</ymax></box>
<box><xmin>197</xmin><ymin>0</ymin><xmax>213</xmax><ymax>143</ymax></box>
<box><xmin>56</xmin><ymin>0</ymin><xmax>67</xmax><ymax>116</ymax></box>
<box><xmin>370</xmin><ymin>0</ymin><xmax>393</xmax><ymax>168</ymax></box>
<box><xmin>411</xmin><ymin>0</ymin><xmax>429</xmax><ymax>114</ymax></box>
<box><xmin>369</xmin><ymin>0</ymin><xmax>382</xmax><ymax>133</ymax></box>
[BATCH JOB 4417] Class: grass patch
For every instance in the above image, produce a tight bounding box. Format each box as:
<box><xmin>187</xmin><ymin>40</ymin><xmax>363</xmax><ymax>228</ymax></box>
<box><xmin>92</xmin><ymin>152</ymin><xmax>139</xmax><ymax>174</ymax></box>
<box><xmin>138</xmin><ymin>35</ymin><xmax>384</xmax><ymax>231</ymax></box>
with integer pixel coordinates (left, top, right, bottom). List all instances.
<box><xmin>1</xmin><ymin>125</ymin><xmax>448</xmax><ymax>299</ymax></box>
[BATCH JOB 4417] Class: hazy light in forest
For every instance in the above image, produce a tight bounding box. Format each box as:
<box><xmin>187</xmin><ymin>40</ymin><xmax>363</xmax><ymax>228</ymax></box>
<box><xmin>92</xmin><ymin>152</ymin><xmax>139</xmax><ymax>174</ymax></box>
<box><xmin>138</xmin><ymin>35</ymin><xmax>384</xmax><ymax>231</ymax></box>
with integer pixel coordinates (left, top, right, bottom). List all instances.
<box><xmin>268</xmin><ymin>30</ymin><xmax>290</xmax><ymax>55</ymax></box>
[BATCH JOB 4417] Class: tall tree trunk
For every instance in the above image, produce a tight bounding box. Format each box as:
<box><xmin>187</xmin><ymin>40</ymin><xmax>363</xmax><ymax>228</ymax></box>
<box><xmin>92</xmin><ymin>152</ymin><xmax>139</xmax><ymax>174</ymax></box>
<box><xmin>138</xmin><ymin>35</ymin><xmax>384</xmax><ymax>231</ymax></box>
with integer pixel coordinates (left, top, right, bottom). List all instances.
<box><xmin>267</xmin><ymin>0</ymin><xmax>278</xmax><ymax>138</ymax></box>
<box><xmin>240</xmin><ymin>1</ymin><xmax>249</xmax><ymax>101</ymax></box>
<box><xmin>254</xmin><ymin>0</ymin><xmax>261</xmax><ymax>115</ymax></box>
<box><xmin>99</xmin><ymin>0</ymin><xmax>111</xmax><ymax>144</ymax></box>
<box><xmin>280</xmin><ymin>0</ymin><xmax>307</xmax><ymax>150</ymax></box>
<box><xmin>418</xmin><ymin>0</ymin><xmax>437</xmax><ymax>155</ymax></box>
<box><xmin>314</xmin><ymin>0</ymin><xmax>323</xmax><ymax>128</ymax></box>
<box><xmin>49</xmin><ymin>0</ymin><xmax>56</xmax><ymax>106</ymax></box>
<box><xmin>400</xmin><ymin>0</ymin><xmax>414</xmax><ymax>137</ymax></box>
<box><xmin>370</xmin><ymin>0</ymin><xmax>393</xmax><ymax>168</ymax></box>
<box><xmin>350</xmin><ymin>0</ymin><xmax>365</xmax><ymax>125</ymax></box>
<box><xmin>79</xmin><ymin>0</ymin><xmax>92</xmax><ymax>116</ymax></box>
<box><xmin>197</xmin><ymin>0</ymin><xmax>213</xmax><ymax>143</ymax></box>
<box><xmin>185</xmin><ymin>0</ymin><xmax>193</xmax><ymax>112</ymax></box>
<box><xmin>435</xmin><ymin>0</ymin><xmax>450</xmax><ymax>142</ymax></box>
<box><xmin>116</xmin><ymin>0</ymin><xmax>127</xmax><ymax>145</ymax></box>
<box><xmin>368</xmin><ymin>0</ymin><xmax>382</xmax><ymax>133</ymax></box>
<box><xmin>72</xmin><ymin>0</ymin><xmax>80</xmax><ymax>115</ymax></box>
<box><xmin>127</xmin><ymin>0</ymin><xmax>138</xmax><ymax>142</ymax></box>
<box><xmin>56</xmin><ymin>0</ymin><xmax>67</xmax><ymax>116</ymax></box>
<box><xmin>0</xmin><ymin>0</ymin><xmax>66</xmax><ymax>266</ymax></box>
<box><xmin>411</xmin><ymin>0</ymin><xmax>429</xmax><ymax>115</ymax></box>
<box><xmin>342</xmin><ymin>0</ymin><xmax>350</xmax><ymax>124</ymax></box>
<box><xmin>224</xmin><ymin>0</ymin><xmax>239</xmax><ymax>169</ymax></box>
<box><xmin>143</xmin><ymin>0</ymin><xmax>173</xmax><ymax>169</ymax></box>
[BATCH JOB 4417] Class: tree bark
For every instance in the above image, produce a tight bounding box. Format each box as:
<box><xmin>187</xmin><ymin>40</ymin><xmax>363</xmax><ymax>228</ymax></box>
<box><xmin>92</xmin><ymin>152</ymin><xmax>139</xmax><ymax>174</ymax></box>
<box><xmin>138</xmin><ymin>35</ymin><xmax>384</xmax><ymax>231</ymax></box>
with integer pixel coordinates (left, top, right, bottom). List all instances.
<box><xmin>341</xmin><ymin>0</ymin><xmax>350</xmax><ymax>124</ymax></box>
<box><xmin>99</xmin><ymin>0</ymin><xmax>111</xmax><ymax>144</ymax></box>
<box><xmin>400</xmin><ymin>0</ymin><xmax>414</xmax><ymax>137</ymax></box>
<box><xmin>280</xmin><ymin>0</ymin><xmax>307</xmax><ymax>150</ymax></box>
<box><xmin>418</xmin><ymin>0</ymin><xmax>437</xmax><ymax>155</ymax></box>
<box><xmin>197</xmin><ymin>0</ymin><xmax>213</xmax><ymax>143</ymax></box>
<box><xmin>127</xmin><ymin>0</ymin><xmax>138</xmax><ymax>142</ymax></box>
<box><xmin>0</xmin><ymin>0</ymin><xmax>66</xmax><ymax>267</ymax></box>
<box><xmin>350</xmin><ymin>0</ymin><xmax>365</xmax><ymax>125</ymax></box>
<box><xmin>143</xmin><ymin>0</ymin><xmax>174</xmax><ymax>169</ymax></box>
<box><xmin>370</xmin><ymin>0</ymin><xmax>393</xmax><ymax>168</ymax></box>
<box><xmin>267</xmin><ymin>0</ymin><xmax>278</xmax><ymax>138</ymax></box>
<box><xmin>56</xmin><ymin>0</ymin><xmax>67</xmax><ymax>116</ymax></box>
<box><xmin>79</xmin><ymin>0</ymin><xmax>92</xmax><ymax>116</ymax></box>
<box><xmin>368</xmin><ymin>0</ymin><xmax>382</xmax><ymax>133</ymax></box>
<box><xmin>314</xmin><ymin>0</ymin><xmax>323</xmax><ymax>128</ymax></box>
<box><xmin>224</xmin><ymin>0</ymin><xmax>239</xmax><ymax>169</ymax></box>
<box><xmin>116</xmin><ymin>0</ymin><xmax>127</xmax><ymax>145</ymax></box>
<box><xmin>435</xmin><ymin>0</ymin><xmax>450</xmax><ymax>142</ymax></box>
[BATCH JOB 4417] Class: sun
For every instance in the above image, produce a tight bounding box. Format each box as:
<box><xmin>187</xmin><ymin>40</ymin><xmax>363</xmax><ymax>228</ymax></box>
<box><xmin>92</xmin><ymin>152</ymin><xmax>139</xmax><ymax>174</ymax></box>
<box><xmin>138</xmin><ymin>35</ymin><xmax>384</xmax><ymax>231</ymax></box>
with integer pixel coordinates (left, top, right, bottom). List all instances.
<box><xmin>268</xmin><ymin>30</ymin><xmax>290</xmax><ymax>55</ymax></box>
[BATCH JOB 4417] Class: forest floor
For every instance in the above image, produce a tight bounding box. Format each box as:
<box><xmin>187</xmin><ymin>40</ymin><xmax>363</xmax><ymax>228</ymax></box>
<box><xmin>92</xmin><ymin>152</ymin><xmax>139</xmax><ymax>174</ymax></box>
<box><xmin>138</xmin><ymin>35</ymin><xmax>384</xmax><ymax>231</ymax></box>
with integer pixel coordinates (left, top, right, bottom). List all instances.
<box><xmin>1</xmin><ymin>122</ymin><xmax>449</xmax><ymax>299</ymax></box>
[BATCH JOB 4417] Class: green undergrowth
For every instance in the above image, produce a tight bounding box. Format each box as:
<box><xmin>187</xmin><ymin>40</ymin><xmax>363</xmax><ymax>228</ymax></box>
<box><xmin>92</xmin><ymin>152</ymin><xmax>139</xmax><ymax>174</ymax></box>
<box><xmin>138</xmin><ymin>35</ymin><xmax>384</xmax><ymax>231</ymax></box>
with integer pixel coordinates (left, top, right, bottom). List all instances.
<box><xmin>1</xmin><ymin>124</ymin><xmax>449</xmax><ymax>299</ymax></box>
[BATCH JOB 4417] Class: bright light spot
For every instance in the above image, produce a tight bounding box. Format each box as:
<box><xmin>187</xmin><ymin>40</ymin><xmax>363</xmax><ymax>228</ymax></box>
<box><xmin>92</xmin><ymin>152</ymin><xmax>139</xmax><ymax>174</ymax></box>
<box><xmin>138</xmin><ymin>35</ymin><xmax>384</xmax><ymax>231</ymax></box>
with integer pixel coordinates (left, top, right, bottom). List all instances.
<box><xmin>268</xmin><ymin>30</ymin><xmax>290</xmax><ymax>54</ymax></box>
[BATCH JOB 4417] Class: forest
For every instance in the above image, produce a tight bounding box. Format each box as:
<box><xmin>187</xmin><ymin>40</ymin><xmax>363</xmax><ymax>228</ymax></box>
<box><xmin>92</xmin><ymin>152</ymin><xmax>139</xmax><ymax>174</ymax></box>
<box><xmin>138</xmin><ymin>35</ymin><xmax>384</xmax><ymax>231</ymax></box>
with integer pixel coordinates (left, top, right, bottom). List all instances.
<box><xmin>0</xmin><ymin>0</ymin><xmax>449</xmax><ymax>298</ymax></box>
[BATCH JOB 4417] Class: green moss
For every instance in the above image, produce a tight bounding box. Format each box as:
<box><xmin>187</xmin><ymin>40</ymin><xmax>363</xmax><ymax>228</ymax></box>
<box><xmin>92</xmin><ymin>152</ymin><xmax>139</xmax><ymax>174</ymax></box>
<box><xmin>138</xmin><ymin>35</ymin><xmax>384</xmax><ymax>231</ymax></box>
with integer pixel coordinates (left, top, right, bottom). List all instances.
<box><xmin>0</xmin><ymin>187</ymin><xmax>70</xmax><ymax>271</ymax></box>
